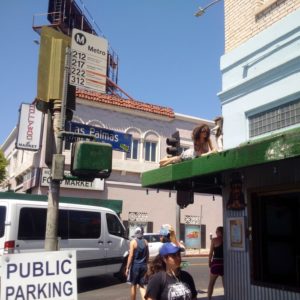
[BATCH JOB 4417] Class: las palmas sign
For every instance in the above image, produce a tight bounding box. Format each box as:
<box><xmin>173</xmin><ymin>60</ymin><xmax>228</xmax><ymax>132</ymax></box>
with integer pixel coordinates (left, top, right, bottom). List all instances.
<box><xmin>67</xmin><ymin>121</ymin><xmax>132</xmax><ymax>153</ymax></box>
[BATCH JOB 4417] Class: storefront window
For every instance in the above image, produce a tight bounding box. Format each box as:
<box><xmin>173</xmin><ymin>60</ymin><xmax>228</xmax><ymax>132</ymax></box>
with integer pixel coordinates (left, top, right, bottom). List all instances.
<box><xmin>251</xmin><ymin>190</ymin><xmax>300</xmax><ymax>290</ymax></box>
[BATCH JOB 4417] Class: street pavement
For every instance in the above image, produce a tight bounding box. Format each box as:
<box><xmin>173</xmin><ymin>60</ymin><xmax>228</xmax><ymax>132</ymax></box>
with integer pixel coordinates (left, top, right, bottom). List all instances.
<box><xmin>197</xmin><ymin>287</ymin><xmax>224</xmax><ymax>299</ymax></box>
<box><xmin>78</xmin><ymin>286</ymin><xmax>224</xmax><ymax>300</ymax></box>
<box><xmin>78</xmin><ymin>256</ymin><xmax>224</xmax><ymax>300</ymax></box>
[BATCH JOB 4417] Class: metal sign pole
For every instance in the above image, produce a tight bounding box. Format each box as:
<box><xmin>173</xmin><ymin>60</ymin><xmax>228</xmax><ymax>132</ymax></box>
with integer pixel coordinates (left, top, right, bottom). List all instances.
<box><xmin>44</xmin><ymin>48</ymin><xmax>71</xmax><ymax>251</ymax></box>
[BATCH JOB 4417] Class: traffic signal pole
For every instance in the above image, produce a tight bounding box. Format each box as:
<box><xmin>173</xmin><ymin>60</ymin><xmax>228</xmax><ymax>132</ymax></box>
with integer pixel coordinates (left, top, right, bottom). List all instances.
<box><xmin>44</xmin><ymin>48</ymin><xmax>70</xmax><ymax>251</ymax></box>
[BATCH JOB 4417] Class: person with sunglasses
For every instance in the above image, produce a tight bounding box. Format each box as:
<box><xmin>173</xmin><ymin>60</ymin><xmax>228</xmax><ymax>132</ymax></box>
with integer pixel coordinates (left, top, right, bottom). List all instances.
<box><xmin>159</xmin><ymin>124</ymin><xmax>216</xmax><ymax>167</ymax></box>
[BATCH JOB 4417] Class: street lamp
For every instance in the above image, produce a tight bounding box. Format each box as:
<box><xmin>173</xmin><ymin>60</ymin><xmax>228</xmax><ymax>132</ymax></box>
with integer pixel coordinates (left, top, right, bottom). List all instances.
<box><xmin>194</xmin><ymin>0</ymin><xmax>222</xmax><ymax>17</ymax></box>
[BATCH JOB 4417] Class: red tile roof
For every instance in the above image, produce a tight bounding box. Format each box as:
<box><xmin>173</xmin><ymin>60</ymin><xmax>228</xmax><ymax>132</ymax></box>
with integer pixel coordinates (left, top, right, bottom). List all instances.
<box><xmin>76</xmin><ymin>89</ymin><xmax>175</xmax><ymax>118</ymax></box>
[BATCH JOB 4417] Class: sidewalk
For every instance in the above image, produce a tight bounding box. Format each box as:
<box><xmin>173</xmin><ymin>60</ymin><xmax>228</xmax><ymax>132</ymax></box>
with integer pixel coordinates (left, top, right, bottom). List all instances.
<box><xmin>197</xmin><ymin>288</ymin><xmax>224</xmax><ymax>299</ymax></box>
<box><xmin>185</xmin><ymin>248</ymin><xmax>210</xmax><ymax>257</ymax></box>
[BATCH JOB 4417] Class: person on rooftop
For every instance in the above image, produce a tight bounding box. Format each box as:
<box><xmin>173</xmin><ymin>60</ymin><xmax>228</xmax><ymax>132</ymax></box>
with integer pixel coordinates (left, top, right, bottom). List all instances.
<box><xmin>159</xmin><ymin>124</ymin><xmax>216</xmax><ymax>167</ymax></box>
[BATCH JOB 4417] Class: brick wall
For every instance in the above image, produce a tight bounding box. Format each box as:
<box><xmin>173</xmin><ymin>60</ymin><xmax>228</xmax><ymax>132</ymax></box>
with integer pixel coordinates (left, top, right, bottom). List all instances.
<box><xmin>225</xmin><ymin>0</ymin><xmax>300</xmax><ymax>52</ymax></box>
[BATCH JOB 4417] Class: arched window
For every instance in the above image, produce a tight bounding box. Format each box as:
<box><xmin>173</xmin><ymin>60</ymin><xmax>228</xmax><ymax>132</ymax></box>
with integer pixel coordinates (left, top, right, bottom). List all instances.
<box><xmin>143</xmin><ymin>131</ymin><xmax>159</xmax><ymax>163</ymax></box>
<box><xmin>87</xmin><ymin>120</ymin><xmax>105</xmax><ymax>128</ymax></box>
<box><xmin>126</xmin><ymin>128</ymin><xmax>141</xmax><ymax>160</ymax></box>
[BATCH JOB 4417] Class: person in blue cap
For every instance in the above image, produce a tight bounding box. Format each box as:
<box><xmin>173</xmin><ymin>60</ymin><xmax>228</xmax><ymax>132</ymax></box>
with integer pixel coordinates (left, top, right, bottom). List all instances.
<box><xmin>145</xmin><ymin>242</ymin><xmax>197</xmax><ymax>300</ymax></box>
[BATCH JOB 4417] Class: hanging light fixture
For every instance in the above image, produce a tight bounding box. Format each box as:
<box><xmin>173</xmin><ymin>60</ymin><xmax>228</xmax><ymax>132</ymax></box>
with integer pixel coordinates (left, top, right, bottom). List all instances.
<box><xmin>194</xmin><ymin>0</ymin><xmax>222</xmax><ymax>17</ymax></box>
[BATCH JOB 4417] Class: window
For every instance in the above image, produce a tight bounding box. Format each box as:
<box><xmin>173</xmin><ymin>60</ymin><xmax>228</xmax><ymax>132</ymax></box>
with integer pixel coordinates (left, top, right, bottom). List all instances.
<box><xmin>255</xmin><ymin>0</ymin><xmax>285</xmax><ymax>16</ymax></box>
<box><xmin>58</xmin><ymin>210</ymin><xmax>68</xmax><ymax>239</ymax></box>
<box><xmin>143</xmin><ymin>234</ymin><xmax>160</xmax><ymax>243</ymax></box>
<box><xmin>144</xmin><ymin>141</ymin><xmax>157</xmax><ymax>162</ymax></box>
<box><xmin>126</xmin><ymin>139</ymin><xmax>139</xmax><ymax>160</ymax></box>
<box><xmin>18</xmin><ymin>207</ymin><xmax>101</xmax><ymax>240</ymax></box>
<box><xmin>68</xmin><ymin>210</ymin><xmax>101</xmax><ymax>239</ymax></box>
<box><xmin>106</xmin><ymin>213</ymin><xmax>126</xmax><ymax>238</ymax></box>
<box><xmin>18</xmin><ymin>208</ymin><xmax>47</xmax><ymax>240</ymax></box>
<box><xmin>251</xmin><ymin>190</ymin><xmax>300</xmax><ymax>291</ymax></box>
<box><xmin>0</xmin><ymin>206</ymin><xmax>6</xmax><ymax>238</ymax></box>
<box><xmin>249</xmin><ymin>99</ymin><xmax>300</xmax><ymax>137</ymax></box>
<box><xmin>143</xmin><ymin>131</ymin><xmax>159</xmax><ymax>162</ymax></box>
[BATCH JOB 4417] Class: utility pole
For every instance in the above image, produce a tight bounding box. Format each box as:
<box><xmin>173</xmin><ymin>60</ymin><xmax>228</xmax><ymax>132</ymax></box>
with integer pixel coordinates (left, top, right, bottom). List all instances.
<box><xmin>36</xmin><ymin>27</ymin><xmax>71</xmax><ymax>251</ymax></box>
<box><xmin>44</xmin><ymin>48</ymin><xmax>70</xmax><ymax>251</ymax></box>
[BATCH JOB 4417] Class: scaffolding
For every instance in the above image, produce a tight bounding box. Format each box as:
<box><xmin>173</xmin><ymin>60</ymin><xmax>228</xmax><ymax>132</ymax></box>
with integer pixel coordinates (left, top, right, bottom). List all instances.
<box><xmin>33</xmin><ymin>0</ymin><xmax>132</xmax><ymax>99</ymax></box>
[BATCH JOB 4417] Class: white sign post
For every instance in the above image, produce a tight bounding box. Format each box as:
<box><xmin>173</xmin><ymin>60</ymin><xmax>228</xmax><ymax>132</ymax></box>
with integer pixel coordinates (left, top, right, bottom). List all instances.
<box><xmin>1</xmin><ymin>250</ymin><xmax>77</xmax><ymax>300</ymax></box>
<box><xmin>70</xmin><ymin>28</ymin><xmax>108</xmax><ymax>93</ymax></box>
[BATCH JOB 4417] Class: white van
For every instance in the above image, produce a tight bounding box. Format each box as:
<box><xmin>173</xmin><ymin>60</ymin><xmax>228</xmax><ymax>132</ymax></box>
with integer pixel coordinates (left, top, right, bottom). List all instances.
<box><xmin>0</xmin><ymin>198</ymin><xmax>129</xmax><ymax>279</ymax></box>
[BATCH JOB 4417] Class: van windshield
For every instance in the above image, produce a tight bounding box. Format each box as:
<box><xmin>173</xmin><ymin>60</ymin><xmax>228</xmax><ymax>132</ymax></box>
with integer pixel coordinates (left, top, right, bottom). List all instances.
<box><xmin>0</xmin><ymin>206</ymin><xmax>6</xmax><ymax>237</ymax></box>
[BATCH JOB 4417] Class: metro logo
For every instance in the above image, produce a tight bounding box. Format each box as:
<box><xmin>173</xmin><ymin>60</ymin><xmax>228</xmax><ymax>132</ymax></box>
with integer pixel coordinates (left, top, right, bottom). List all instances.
<box><xmin>74</xmin><ymin>32</ymin><xmax>86</xmax><ymax>46</ymax></box>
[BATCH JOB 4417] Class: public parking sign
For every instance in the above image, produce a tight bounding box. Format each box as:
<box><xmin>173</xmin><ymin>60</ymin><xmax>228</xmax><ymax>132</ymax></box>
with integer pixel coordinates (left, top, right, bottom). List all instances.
<box><xmin>70</xmin><ymin>28</ymin><xmax>108</xmax><ymax>93</ymax></box>
<box><xmin>1</xmin><ymin>250</ymin><xmax>77</xmax><ymax>300</ymax></box>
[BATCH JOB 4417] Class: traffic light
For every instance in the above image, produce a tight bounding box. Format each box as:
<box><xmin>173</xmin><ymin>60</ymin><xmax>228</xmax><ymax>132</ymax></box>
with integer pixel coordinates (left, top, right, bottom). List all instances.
<box><xmin>71</xmin><ymin>141</ymin><xmax>112</xmax><ymax>180</ymax></box>
<box><xmin>177</xmin><ymin>190</ymin><xmax>194</xmax><ymax>209</ymax></box>
<box><xmin>166</xmin><ymin>131</ymin><xmax>180</xmax><ymax>156</ymax></box>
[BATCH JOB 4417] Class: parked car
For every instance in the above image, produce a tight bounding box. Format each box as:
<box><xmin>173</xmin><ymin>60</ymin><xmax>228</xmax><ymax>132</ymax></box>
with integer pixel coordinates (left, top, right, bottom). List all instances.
<box><xmin>0</xmin><ymin>198</ymin><xmax>129</xmax><ymax>279</ymax></box>
<box><xmin>143</xmin><ymin>233</ymin><xmax>162</xmax><ymax>258</ymax></box>
<box><xmin>143</xmin><ymin>233</ymin><xmax>186</xmax><ymax>258</ymax></box>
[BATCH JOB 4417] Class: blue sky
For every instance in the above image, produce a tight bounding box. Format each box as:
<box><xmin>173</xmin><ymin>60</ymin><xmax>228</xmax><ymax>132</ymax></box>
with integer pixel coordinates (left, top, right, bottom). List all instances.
<box><xmin>0</xmin><ymin>0</ymin><xmax>224</xmax><ymax>145</ymax></box>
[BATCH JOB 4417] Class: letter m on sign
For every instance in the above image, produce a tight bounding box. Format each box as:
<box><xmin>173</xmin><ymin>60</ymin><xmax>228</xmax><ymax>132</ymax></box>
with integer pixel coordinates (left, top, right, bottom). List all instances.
<box><xmin>74</xmin><ymin>33</ymin><xmax>86</xmax><ymax>46</ymax></box>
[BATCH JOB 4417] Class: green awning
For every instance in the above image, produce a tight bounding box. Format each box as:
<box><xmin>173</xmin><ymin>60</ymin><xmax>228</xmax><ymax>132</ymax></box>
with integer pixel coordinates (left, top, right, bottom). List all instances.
<box><xmin>0</xmin><ymin>192</ymin><xmax>123</xmax><ymax>214</ymax></box>
<box><xmin>142</xmin><ymin>127</ymin><xmax>300</xmax><ymax>194</ymax></box>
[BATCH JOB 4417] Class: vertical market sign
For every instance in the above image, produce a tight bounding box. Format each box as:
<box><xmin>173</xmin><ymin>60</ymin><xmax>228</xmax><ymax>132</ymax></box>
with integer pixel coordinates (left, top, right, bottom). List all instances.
<box><xmin>1</xmin><ymin>250</ymin><xmax>77</xmax><ymax>300</ymax></box>
<box><xmin>16</xmin><ymin>103</ymin><xmax>43</xmax><ymax>151</ymax></box>
<box><xmin>70</xmin><ymin>28</ymin><xmax>108</xmax><ymax>93</ymax></box>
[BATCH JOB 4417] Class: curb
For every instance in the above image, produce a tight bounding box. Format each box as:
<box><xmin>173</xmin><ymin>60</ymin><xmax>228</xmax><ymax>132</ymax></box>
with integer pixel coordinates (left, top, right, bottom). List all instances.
<box><xmin>184</xmin><ymin>254</ymin><xmax>209</xmax><ymax>257</ymax></box>
<box><xmin>197</xmin><ymin>288</ymin><xmax>224</xmax><ymax>299</ymax></box>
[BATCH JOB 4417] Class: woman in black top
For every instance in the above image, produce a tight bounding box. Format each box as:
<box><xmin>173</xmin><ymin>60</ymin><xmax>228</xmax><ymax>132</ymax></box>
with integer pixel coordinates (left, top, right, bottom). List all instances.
<box><xmin>207</xmin><ymin>226</ymin><xmax>224</xmax><ymax>300</ymax></box>
<box><xmin>145</xmin><ymin>242</ymin><xmax>197</xmax><ymax>300</ymax></box>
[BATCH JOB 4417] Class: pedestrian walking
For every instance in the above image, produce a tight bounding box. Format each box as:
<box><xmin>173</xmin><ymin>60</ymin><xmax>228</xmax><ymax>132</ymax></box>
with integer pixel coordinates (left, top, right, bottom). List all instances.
<box><xmin>207</xmin><ymin>226</ymin><xmax>224</xmax><ymax>300</ymax></box>
<box><xmin>145</xmin><ymin>242</ymin><xmax>197</xmax><ymax>300</ymax></box>
<box><xmin>125</xmin><ymin>227</ymin><xmax>149</xmax><ymax>300</ymax></box>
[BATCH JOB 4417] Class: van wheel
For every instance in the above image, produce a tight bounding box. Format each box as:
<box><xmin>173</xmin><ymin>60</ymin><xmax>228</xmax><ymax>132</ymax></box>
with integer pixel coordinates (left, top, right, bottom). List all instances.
<box><xmin>114</xmin><ymin>259</ymin><xmax>127</xmax><ymax>282</ymax></box>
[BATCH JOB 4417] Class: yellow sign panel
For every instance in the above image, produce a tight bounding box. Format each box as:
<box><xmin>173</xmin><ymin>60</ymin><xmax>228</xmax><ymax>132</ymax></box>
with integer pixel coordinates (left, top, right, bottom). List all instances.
<box><xmin>37</xmin><ymin>27</ymin><xmax>71</xmax><ymax>103</ymax></box>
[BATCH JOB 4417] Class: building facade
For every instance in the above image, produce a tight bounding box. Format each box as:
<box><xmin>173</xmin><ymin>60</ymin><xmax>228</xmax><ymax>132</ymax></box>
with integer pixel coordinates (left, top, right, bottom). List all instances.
<box><xmin>1</xmin><ymin>92</ymin><xmax>222</xmax><ymax>252</ymax></box>
<box><xmin>142</xmin><ymin>1</ymin><xmax>300</xmax><ymax>299</ymax></box>
<box><xmin>221</xmin><ymin>1</ymin><xmax>300</xmax><ymax>149</ymax></box>
<box><xmin>220</xmin><ymin>1</ymin><xmax>300</xmax><ymax>299</ymax></box>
